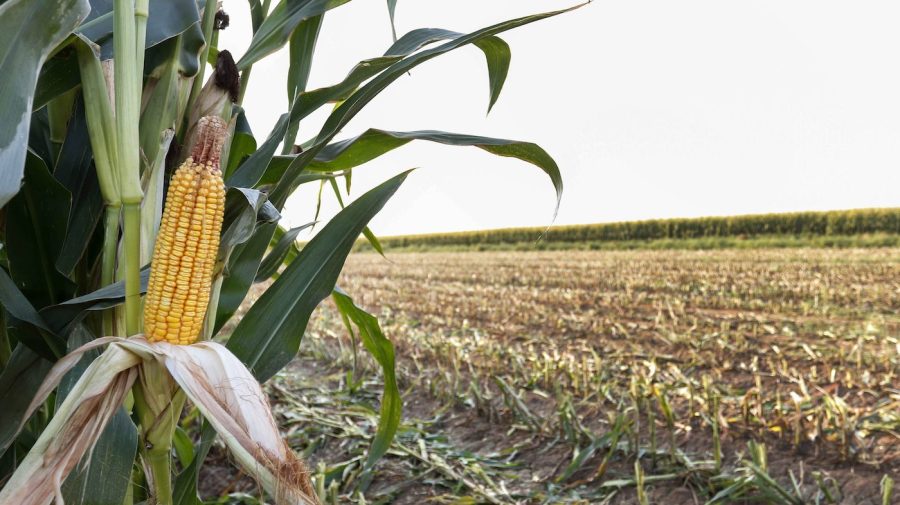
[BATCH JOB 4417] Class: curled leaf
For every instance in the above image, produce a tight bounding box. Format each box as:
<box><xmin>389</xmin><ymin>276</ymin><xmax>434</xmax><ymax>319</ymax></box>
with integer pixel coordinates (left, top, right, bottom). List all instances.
<box><xmin>156</xmin><ymin>341</ymin><xmax>318</xmax><ymax>504</ymax></box>
<box><xmin>0</xmin><ymin>341</ymin><xmax>139</xmax><ymax>505</ymax></box>
<box><xmin>0</xmin><ymin>337</ymin><xmax>319</xmax><ymax>505</ymax></box>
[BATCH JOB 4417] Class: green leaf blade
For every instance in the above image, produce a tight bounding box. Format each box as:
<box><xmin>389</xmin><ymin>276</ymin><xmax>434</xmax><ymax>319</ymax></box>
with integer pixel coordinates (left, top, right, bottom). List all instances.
<box><xmin>269</xmin><ymin>4</ymin><xmax>582</xmax><ymax>207</ymax></box>
<box><xmin>309</xmin><ymin>128</ymin><xmax>563</xmax><ymax>216</ymax></box>
<box><xmin>237</xmin><ymin>0</ymin><xmax>353</xmax><ymax>70</ymax></box>
<box><xmin>254</xmin><ymin>222</ymin><xmax>315</xmax><ymax>283</ymax></box>
<box><xmin>0</xmin><ymin>0</ymin><xmax>89</xmax><ymax>208</ymax></box>
<box><xmin>332</xmin><ymin>289</ymin><xmax>400</xmax><ymax>473</ymax></box>
<box><xmin>385</xmin><ymin>27</ymin><xmax>511</xmax><ymax>111</ymax></box>
<box><xmin>228</xmin><ymin>170</ymin><xmax>411</xmax><ymax>381</ymax></box>
<box><xmin>214</xmin><ymin>222</ymin><xmax>278</xmax><ymax>334</ymax></box>
<box><xmin>227</xmin><ymin>114</ymin><xmax>290</xmax><ymax>189</ymax></box>
<box><xmin>0</xmin><ymin>347</ymin><xmax>53</xmax><ymax>454</ymax></box>
<box><xmin>6</xmin><ymin>153</ymin><xmax>76</xmax><ymax>310</ymax></box>
<box><xmin>59</xmin><ymin>326</ymin><xmax>137</xmax><ymax>505</ymax></box>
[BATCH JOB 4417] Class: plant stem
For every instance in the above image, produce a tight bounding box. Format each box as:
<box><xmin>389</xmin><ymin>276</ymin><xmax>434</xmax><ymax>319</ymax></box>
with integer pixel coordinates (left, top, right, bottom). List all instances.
<box><xmin>113</xmin><ymin>0</ymin><xmax>143</xmax><ymax>202</ymax></box>
<box><xmin>146</xmin><ymin>450</ymin><xmax>173</xmax><ymax>505</ymax></box>
<box><xmin>115</xmin><ymin>0</ymin><xmax>144</xmax><ymax>336</ymax></box>
<box><xmin>237</xmin><ymin>66</ymin><xmax>253</xmax><ymax>106</ymax></box>
<box><xmin>134</xmin><ymin>0</ymin><xmax>149</xmax><ymax>76</ymax></box>
<box><xmin>186</xmin><ymin>0</ymin><xmax>220</xmax><ymax>114</ymax></box>
<box><xmin>102</xmin><ymin>205</ymin><xmax>121</xmax><ymax>335</ymax></box>
<box><xmin>134</xmin><ymin>362</ymin><xmax>185</xmax><ymax>505</ymax></box>
<box><xmin>123</xmin><ymin>203</ymin><xmax>142</xmax><ymax>336</ymax></box>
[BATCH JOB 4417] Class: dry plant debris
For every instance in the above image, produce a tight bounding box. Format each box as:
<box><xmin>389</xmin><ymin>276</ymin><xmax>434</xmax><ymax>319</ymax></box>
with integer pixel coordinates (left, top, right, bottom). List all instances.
<box><xmin>210</xmin><ymin>248</ymin><xmax>898</xmax><ymax>504</ymax></box>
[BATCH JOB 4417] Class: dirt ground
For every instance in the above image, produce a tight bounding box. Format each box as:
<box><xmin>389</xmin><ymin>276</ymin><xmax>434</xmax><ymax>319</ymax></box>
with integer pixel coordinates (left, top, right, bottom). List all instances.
<box><xmin>208</xmin><ymin>248</ymin><xmax>899</xmax><ymax>504</ymax></box>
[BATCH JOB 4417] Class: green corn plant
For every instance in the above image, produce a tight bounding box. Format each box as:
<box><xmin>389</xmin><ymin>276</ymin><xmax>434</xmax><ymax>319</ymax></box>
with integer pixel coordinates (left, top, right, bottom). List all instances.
<box><xmin>653</xmin><ymin>384</ymin><xmax>677</xmax><ymax>462</ymax></box>
<box><xmin>0</xmin><ymin>0</ymin><xmax>583</xmax><ymax>503</ymax></box>
<box><xmin>353</xmin><ymin>208</ymin><xmax>900</xmax><ymax>250</ymax></box>
<box><xmin>744</xmin><ymin>441</ymin><xmax>805</xmax><ymax>505</ymax></box>
<box><xmin>882</xmin><ymin>474</ymin><xmax>895</xmax><ymax>505</ymax></box>
<box><xmin>704</xmin><ymin>375</ymin><xmax>723</xmax><ymax>472</ymax></box>
<box><xmin>634</xmin><ymin>460</ymin><xmax>649</xmax><ymax>505</ymax></box>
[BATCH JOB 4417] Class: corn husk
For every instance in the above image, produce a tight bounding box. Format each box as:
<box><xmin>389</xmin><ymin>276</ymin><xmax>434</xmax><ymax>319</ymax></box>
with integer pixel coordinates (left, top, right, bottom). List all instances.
<box><xmin>0</xmin><ymin>337</ymin><xmax>318</xmax><ymax>505</ymax></box>
<box><xmin>0</xmin><ymin>339</ymin><xmax>139</xmax><ymax>505</ymax></box>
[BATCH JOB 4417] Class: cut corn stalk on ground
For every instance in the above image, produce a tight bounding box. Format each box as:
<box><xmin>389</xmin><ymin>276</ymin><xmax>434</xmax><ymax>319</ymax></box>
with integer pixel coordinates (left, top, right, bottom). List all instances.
<box><xmin>0</xmin><ymin>116</ymin><xmax>318</xmax><ymax>505</ymax></box>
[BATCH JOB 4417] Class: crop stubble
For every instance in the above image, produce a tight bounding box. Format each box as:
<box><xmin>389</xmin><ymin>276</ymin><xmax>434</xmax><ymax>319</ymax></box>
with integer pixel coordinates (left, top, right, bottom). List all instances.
<box><xmin>221</xmin><ymin>248</ymin><xmax>899</xmax><ymax>503</ymax></box>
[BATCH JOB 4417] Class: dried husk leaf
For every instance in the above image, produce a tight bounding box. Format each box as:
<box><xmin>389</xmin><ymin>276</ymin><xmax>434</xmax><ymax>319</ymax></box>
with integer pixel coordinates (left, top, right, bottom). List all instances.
<box><xmin>0</xmin><ymin>343</ymin><xmax>140</xmax><ymax>505</ymax></box>
<box><xmin>182</xmin><ymin>52</ymin><xmax>238</xmax><ymax>165</ymax></box>
<box><xmin>155</xmin><ymin>340</ymin><xmax>319</xmax><ymax>505</ymax></box>
<box><xmin>0</xmin><ymin>337</ymin><xmax>317</xmax><ymax>505</ymax></box>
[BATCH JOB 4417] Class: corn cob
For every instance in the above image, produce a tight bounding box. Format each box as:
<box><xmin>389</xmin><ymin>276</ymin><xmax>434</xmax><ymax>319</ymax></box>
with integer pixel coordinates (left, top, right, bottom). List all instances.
<box><xmin>144</xmin><ymin>116</ymin><xmax>227</xmax><ymax>344</ymax></box>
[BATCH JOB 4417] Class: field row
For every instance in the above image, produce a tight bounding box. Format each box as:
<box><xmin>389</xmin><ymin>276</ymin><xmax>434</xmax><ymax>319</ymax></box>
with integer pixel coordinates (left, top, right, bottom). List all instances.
<box><xmin>356</xmin><ymin>209</ymin><xmax>900</xmax><ymax>251</ymax></box>
<box><xmin>215</xmin><ymin>248</ymin><xmax>899</xmax><ymax>503</ymax></box>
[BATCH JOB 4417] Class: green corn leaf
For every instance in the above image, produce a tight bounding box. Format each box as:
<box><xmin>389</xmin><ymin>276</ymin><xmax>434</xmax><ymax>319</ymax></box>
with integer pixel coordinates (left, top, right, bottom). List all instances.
<box><xmin>172</xmin><ymin>427</ymin><xmax>195</xmax><ymax>468</ymax></box>
<box><xmin>224</xmin><ymin>110</ymin><xmax>257</xmax><ymax>179</ymax></box>
<box><xmin>287</xmin><ymin>15</ymin><xmax>322</xmax><ymax>107</ymax></box>
<box><xmin>77</xmin><ymin>0</ymin><xmax>201</xmax><ymax>61</ymax></box>
<box><xmin>142</xmin><ymin>22</ymin><xmax>206</xmax><ymax>79</ymax></box>
<box><xmin>386</xmin><ymin>0</ymin><xmax>398</xmax><ymax>40</ymax></box>
<box><xmin>326</xmin><ymin>178</ymin><xmax>383</xmax><ymax>256</ymax></box>
<box><xmin>27</xmin><ymin>108</ymin><xmax>55</xmax><ymax>168</ymax></box>
<box><xmin>254</xmin><ymin>222</ymin><xmax>316</xmax><ymax>283</ymax></box>
<box><xmin>557</xmin><ymin>414</ymin><xmax>628</xmax><ymax>482</ymax></box>
<box><xmin>59</xmin><ymin>325</ymin><xmax>137</xmax><ymax>505</ymax></box>
<box><xmin>332</xmin><ymin>288</ymin><xmax>400</xmax><ymax>483</ymax></box>
<box><xmin>271</xmin><ymin>223</ymin><xmax>303</xmax><ymax>267</ymax></box>
<box><xmin>270</xmin><ymin>4</ymin><xmax>582</xmax><ymax>208</ymax></box>
<box><xmin>475</xmin><ymin>35</ymin><xmax>510</xmax><ymax>112</ymax></box>
<box><xmin>283</xmin><ymin>13</ymin><xmax>324</xmax><ymax>154</ymax></box>
<box><xmin>39</xmin><ymin>269</ymin><xmax>151</xmax><ymax>335</ymax></box>
<box><xmin>0</xmin><ymin>267</ymin><xmax>62</xmax><ymax>360</ymax></box>
<box><xmin>139</xmin><ymin>36</ymin><xmax>189</xmax><ymax>174</ymax></box>
<box><xmin>227</xmin><ymin>113</ymin><xmax>290</xmax><ymax>188</ymax></box>
<box><xmin>255</xmin><ymin>157</ymin><xmax>337</xmax><ymax>188</ymax></box>
<box><xmin>172</xmin><ymin>421</ymin><xmax>215</xmax><ymax>505</ymax></box>
<box><xmin>220</xmin><ymin>188</ymin><xmax>280</xmax><ymax>253</ymax></box>
<box><xmin>228</xmin><ymin>170</ymin><xmax>411</xmax><ymax>381</ymax></box>
<box><xmin>0</xmin><ymin>346</ymin><xmax>54</xmax><ymax>454</ymax></box>
<box><xmin>237</xmin><ymin>0</ymin><xmax>355</xmax><ymax>70</ymax></box>
<box><xmin>34</xmin><ymin>48</ymin><xmax>81</xmax><ymax>112</ymax></box>
<box><xmin>247</xmin><ymin>0</ymin><xmax>265</xmax><ymax>33</ymax></box>
<box><xmin>286</xmin><ymin>26</ymin><xmax>505</xmax><ymax>129</ymax></box>
<box><xmin>5</xmin><ymin>152</ymin><xmax>77</xmax><ymax>310</ymax></box>
<box><xmin>214</xmin><ymin>222</ymin><xmax>278</xmax><ymax>334</ymax></box>
<box><xmin>54</xmin><ymin>98</ymin><xmax>104</xmax><ymax>277</ymax></box>
<box><xmin>385</xmin><ymin>28</ymin><xmax>510</xmax><ymax>112</ymax></box>
<box><xmin>0</xmin><ymin>0</ymin><xmax>89</xmax><ymax>208</ymax></box>
<box><xmin>309</xmin><ymin>128</ymin><xmax>562</xmax><ymax>216</ymax></box>
<box><xmin>288</xmin><ymin>55</ymin><xmax>402</xmax><ymax>128</ymax></box>
<box><xmin>0</xmin><ymin>266</ymin><xmax>53</xmax><ymax>334</ymax></box>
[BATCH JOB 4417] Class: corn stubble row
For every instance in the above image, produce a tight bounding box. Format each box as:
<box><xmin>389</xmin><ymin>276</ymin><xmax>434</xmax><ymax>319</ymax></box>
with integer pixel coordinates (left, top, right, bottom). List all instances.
<box><xmin>290</xmin><ymin>249</ymin><xmax>899</xmax><ymax>503</ymax></box>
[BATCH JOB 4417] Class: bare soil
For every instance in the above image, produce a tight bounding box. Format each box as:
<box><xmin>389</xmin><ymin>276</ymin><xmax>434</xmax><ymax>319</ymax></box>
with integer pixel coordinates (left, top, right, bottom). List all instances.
<box><xmin>209</xmin><ymin>248</ymin><xmax>900</xmax><ymax>504</ymax></box>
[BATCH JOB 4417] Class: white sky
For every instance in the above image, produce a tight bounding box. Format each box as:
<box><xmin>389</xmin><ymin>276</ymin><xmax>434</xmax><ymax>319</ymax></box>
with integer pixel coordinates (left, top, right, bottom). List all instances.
<box><xmin>219</xmin><ymin>0</ymin><xmax>900</xmax><ymax>237</ymax></box>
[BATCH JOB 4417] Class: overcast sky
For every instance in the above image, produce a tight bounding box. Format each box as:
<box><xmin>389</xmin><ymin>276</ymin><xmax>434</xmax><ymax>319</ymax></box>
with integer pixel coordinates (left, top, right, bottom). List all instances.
<box><xmin>219</xmin><ymin>0</ymin><xmax>900</xmax><ymax>236</ymax></box>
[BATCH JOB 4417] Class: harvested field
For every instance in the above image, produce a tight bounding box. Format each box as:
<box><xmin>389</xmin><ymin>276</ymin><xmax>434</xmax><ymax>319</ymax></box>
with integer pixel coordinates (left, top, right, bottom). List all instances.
<box><xmin>215</xmin><ymin>248</ymin><xmax>900</xmax><ymax>504</ymax></box>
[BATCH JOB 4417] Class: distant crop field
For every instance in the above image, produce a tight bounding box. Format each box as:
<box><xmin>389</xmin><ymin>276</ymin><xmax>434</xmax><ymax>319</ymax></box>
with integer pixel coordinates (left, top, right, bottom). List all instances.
<box><xmin>216</xmin><ymin>247</ymin><xmax>900</xmax><ymax>504</ymax></box>
<box><xmin>354</xmin><ymin>208</ymin><xmax>900</xmax><ymax>252</ymax></box>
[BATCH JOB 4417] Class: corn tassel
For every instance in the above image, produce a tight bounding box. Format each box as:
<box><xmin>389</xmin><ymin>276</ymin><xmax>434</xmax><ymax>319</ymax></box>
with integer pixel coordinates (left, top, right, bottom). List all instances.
<box><xmin>144</xmin><ymin>116</ymin><xmax>226</xmax><ymax>345</ymax></box>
